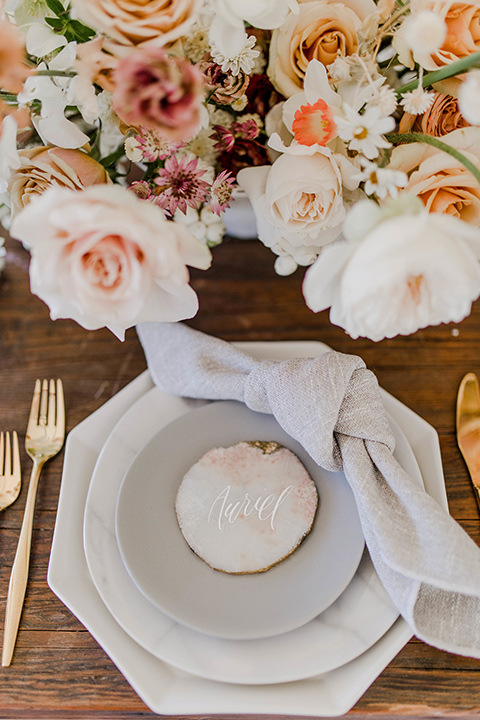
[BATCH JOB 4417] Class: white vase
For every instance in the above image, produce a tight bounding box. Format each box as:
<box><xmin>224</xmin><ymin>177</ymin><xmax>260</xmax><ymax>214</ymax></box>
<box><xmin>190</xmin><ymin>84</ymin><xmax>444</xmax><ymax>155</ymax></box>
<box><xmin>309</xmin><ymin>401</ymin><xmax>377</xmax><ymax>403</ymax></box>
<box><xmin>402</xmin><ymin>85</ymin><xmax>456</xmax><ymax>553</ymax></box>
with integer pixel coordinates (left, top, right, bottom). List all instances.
<box><xmin>223</xmin><ymin>187</ymin><xmax>258</xmax><ymax>239</ymax></box>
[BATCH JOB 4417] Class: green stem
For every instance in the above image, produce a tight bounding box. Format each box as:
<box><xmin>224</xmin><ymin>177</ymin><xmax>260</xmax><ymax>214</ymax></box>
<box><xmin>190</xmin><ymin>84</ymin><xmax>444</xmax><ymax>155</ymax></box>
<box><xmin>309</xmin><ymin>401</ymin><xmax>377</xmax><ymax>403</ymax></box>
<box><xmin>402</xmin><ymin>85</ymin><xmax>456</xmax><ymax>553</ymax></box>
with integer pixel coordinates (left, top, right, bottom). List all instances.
<box><xmin>0</xmin><ymin>92</ymin><xmax>18</xmax><ymax>103</ymax></box>
<box><xmin>35</xmin><ymin>69</ymin><xmax>76</xmax><ymax>78</ymax></box>
<box><xmin>395</xmin><ymin>52</ymin><xmax>480</xmax><ymax>94</ymax></box>
<box><xmin>386</xmin><ymin>131</ymin><xmax>480</xmax><ymax>184</ymax></box>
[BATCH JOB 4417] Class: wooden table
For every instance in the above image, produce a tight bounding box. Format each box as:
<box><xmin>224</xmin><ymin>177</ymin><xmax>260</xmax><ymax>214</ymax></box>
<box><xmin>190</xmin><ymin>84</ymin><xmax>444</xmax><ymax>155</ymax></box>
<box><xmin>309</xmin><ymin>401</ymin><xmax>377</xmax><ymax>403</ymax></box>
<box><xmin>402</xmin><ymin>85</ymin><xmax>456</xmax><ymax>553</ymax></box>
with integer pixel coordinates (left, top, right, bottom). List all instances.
<box><xmin>1</xmin><ymin>230</ymin><xmax>480</xmax><ymax>719</ymax></box>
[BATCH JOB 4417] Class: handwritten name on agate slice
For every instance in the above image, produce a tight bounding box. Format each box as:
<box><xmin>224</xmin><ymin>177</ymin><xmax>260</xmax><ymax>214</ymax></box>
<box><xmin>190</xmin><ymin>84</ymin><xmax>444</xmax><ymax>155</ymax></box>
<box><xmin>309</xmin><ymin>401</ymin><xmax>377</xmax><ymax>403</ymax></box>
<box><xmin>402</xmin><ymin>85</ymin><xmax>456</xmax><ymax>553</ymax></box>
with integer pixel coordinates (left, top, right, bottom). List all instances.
<box><xmin>207</xmin><ymin>484</ymin><xmax>293</xmax><ymax>531</ymax></box>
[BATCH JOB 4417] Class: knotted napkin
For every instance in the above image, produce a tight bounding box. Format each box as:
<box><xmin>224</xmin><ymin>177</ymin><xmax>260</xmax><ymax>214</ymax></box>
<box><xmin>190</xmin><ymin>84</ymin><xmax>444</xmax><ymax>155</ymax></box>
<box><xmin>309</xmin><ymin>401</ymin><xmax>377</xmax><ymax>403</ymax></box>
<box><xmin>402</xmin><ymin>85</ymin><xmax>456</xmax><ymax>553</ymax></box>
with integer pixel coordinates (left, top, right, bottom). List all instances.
<box><xmin>137</xmin><ymin>321</ymin><xmax>480</xmax><ymax>658</ymax></box>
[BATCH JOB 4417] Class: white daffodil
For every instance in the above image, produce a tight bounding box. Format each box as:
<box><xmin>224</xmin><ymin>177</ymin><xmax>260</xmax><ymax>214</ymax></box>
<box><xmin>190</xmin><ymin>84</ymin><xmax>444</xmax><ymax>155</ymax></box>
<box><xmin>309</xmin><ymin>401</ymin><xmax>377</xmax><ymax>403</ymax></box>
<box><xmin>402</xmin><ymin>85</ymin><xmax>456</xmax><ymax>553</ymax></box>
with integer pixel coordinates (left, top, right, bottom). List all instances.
<box><xmin>335</xmin><ymin>104</ymin><xmax>395</xmax><ymax>160</ymax></box>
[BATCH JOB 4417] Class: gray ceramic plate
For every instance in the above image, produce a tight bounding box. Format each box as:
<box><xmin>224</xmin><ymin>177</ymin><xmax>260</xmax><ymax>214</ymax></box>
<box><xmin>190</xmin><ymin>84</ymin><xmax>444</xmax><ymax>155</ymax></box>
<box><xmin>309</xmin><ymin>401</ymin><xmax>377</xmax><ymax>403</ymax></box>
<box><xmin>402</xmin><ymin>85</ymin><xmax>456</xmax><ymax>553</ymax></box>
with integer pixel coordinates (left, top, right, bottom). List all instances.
<box><xmin>115</xmin><ymin>400</ymin><xmax>365</xmax><ymax>640</ymax></box>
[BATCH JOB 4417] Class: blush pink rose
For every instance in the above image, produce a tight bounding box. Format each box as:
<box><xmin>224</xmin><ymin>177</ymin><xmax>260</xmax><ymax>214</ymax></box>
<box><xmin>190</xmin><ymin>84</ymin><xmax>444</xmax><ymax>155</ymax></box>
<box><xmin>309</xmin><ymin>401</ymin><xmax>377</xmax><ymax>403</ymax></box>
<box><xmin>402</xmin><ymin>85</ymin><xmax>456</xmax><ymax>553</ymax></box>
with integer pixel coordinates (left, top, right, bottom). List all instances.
<box><xmin>113</xmin><ymin>47</ymin><xmax>204</xmax><ymax>141</ymax></box>
<box><xmin>9</xmin><ymin>185</ymin><xmax>211</xmax><ymax>339</ymax></box>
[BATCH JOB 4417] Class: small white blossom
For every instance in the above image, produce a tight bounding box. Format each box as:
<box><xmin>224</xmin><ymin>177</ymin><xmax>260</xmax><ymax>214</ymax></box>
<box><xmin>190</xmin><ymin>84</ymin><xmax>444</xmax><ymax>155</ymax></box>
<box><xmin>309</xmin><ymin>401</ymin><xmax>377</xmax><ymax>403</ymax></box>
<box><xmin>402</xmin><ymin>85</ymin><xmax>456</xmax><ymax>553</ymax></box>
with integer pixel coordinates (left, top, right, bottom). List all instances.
<box><xmin>124</xmin><ymin>137</ymin><xmax>143</xmax><ymax>163</ymax></box>
<box><xmin>458</xmin><ymin>70</ymin><xmax>480</xmax><ymax>125</ymax></box>
<box><xmin>186</xmin><ymin>128</ymin><xmax>217</xmax><ymax>166</ymax></box>
<box><xmin>335</xmin><ymin>104</ymin><xmax>395</xmax><ymax>160</ymax></box>
<box><xmin>230</xmin><ymin>95</ymin><xmax>248</xmax><ymax>112</ymax></box>
<box><xmin>174</xmin><ymin>204</ymin><xmax>226</xmax><ymax>247</ymax></box>
<box><xmin>355</xmin><ymin>159</ymin><xmax>408</xmax><ymax>199</ymax></box>
<box><xmin>182</xmin><ymin>18</ymin><xmax>211</xmax><ymax>63</ymax></box>
<box><xmin>274</xmin><ymin>254</ymin><xmax>298</xmax><ymax>276</ymax></box>
<box><xmin>96</xmin><ymin>92</ymin><xmax>125</xmax><ymax>156</ymax></box>
<box><xmin>327</xmin><ymin>55</ymin><xmax>354</xmax><ymax>82</ymax></box>
<box><xmin>370</xmin><ymin>85</ymin><xmax>398</xmax><ymax>117</ymax></box>
<box><xmin>210</xmin><ymin>34</ymin><xmax>260</xmax><ymax>76</ymax></box>
<box><xmin>207</xmin><ymin>105</ymin><xmax>233</xmax><ymax>128</ymax></box>
<box><xmin>400</xmin><ymin>87</ymin><xmax>435</xmax><ymax>115</ymax></box>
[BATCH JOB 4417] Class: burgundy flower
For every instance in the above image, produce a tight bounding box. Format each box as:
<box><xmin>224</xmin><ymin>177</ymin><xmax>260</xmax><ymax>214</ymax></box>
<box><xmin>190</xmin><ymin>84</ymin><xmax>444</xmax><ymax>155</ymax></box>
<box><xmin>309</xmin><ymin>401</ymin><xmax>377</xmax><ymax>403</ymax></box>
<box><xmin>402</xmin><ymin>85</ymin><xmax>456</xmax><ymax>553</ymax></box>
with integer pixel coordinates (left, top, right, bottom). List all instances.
<box><xmin>244</xmin><ymin>73</ymin><xmax>284</xmax><ymax>117</ymax></box>
<box><xmin>217</xmin><ymin>138</ymin><xmax>269</xmax><ymax>176</ymax></box>
<box><xmin>113</xmin><ymin>47</ymin><xmax>204</xmax><ymax>142</ymax></box>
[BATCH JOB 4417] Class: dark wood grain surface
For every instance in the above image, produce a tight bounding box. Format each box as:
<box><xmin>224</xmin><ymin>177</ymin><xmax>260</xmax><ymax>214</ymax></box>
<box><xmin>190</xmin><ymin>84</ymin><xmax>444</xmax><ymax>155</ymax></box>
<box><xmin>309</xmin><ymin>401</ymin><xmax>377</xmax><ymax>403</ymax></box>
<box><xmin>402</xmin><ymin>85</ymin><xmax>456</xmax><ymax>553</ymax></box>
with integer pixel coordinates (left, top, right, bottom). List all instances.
<box><xmin>1</xmin><ymin>230</ymin><xmax>480</xmax><ymax>719</ymax></box>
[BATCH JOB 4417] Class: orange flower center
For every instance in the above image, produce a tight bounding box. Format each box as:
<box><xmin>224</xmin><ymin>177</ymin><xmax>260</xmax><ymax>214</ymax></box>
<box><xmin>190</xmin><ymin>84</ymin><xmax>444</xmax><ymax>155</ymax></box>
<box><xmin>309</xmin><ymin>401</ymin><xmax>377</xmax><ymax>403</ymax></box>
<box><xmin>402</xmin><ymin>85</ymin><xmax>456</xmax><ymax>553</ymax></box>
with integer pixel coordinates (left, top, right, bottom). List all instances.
<box><xmin>292</xmin><ymin>99</ymin><xmax>336</xmax><ymax>147</ymax></box>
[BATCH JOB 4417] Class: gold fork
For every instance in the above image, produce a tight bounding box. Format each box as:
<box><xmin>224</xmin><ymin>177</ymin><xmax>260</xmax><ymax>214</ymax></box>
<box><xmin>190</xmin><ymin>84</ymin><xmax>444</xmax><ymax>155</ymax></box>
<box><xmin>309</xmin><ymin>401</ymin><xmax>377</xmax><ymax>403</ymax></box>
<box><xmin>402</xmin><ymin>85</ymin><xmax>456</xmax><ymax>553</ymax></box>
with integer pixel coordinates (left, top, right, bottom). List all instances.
<box><xmin>2</xmin><ymin>379</ymin><xmax>65</xmax><ymax>667</ymax></box>
<box><xmin>0</xmin><ymin>432</ymin><xmax>21</xmax><ymax>513</ymax></box>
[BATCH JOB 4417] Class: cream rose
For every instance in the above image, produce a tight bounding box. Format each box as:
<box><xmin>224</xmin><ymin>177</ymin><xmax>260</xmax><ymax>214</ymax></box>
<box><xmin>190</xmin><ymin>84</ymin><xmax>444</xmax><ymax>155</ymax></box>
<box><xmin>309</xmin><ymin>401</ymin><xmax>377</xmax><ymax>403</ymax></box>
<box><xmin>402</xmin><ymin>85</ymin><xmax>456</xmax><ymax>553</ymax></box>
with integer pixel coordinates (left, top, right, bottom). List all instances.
<box><xmin>9</xmin><ymin>185</ymin><xmax>211</xmax><ymax>339</ymax></box>
<box><xmin>71</xmin><ymin>0</ymin><xmax>202</xmax><ymax>55</ymax></box>
<box><xmin>268</xmin><ymin>0</ymin><xmax>376</xmax><ymax>97</ymax></box>
<box><xmin>8</xmin><ymin>146</ymin><xmax>111</xmax><ymax>217</ymax></box>
<box><xmin>389</xmin><ymin>127</ymin><xmax>480</xmax><ymax>225</ymax></box>
<box><xmin>303</xmin><ymin>201</ymin><xmax>480</xmax><ymax>341</ymax></box>
<box><xmin>237</xmin><ymin>138</ymin><xmax>357</xmax><ymax>271</ymax></box>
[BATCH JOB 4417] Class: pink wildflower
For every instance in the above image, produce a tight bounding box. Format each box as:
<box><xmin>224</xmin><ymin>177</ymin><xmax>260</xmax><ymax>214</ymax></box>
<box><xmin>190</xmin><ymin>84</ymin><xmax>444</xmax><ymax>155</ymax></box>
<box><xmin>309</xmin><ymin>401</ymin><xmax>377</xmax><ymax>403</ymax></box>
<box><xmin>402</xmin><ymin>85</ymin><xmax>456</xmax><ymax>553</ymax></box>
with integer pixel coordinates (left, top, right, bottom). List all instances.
<box><xmin>136</xmin><ymin>129</ymin><xmax>185</xmax><ymax>163</ymax></box>
<box><xmin>210</xmin><ymin>170</ymin><xmax>235</xmax><ymax>215</ymax></box>
<box><xmin>127</xmin><ymin>180</ymin><xmax>153</xmax><ymax>200</ymax></box>
<box><xmin>231</xmin><ymin>118</ymin><xmax>260</xmax><ymax>141</ymax></box>
<box><xmin>154</xmin><ymin>155</ymin><xmax>210</xmax><ymax>216</ymax></box>
<box><xmin>213</xmin><ymin>125</ymin><xmax>235</xmax><ymax>152</ymax></box>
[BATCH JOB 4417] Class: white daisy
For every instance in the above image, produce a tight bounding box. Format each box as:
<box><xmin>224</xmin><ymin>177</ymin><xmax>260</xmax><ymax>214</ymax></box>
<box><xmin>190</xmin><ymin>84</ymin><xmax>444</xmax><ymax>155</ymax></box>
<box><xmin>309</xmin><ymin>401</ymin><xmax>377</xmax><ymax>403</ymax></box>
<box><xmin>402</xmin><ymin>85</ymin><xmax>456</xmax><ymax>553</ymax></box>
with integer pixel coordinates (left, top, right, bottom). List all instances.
<box><xmin>210</xmin><ymin>34</ymin><xmax>260</xmax><ymax>76</ymax></box>
<box><xmin>335</xmin><ymin>105</ymin><xmax>395</xmax><ymax>159</ymax></box>
<box><xmin>355</xmin><ymin>159</ymin><xmax>408</xmax><ymax>199</ymax></box>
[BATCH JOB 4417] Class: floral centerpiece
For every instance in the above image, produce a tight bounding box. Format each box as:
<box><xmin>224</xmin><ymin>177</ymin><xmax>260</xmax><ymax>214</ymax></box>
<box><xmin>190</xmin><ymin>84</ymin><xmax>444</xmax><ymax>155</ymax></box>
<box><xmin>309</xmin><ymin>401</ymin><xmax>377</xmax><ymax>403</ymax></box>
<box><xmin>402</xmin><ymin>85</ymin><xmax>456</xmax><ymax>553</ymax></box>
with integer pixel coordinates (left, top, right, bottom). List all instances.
<box><xmin>1</xmin><ymin>0</ymin><xmax>480</xmax><ymax>341</ymax></box>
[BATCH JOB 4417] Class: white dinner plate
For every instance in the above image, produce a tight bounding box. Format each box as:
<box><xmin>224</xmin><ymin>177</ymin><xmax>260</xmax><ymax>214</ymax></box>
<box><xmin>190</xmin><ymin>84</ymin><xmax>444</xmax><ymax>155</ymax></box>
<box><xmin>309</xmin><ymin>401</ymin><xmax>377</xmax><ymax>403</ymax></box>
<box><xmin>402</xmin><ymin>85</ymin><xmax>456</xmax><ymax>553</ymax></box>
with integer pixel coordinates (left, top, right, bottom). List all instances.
<box><xmin>83</xmin><ymin>347</ymin><xmax>423</xmax><ymax>684</ymax></box>
<box><xmin>115</xmin><ymin>400</ymin><xmax>365</xmax><ymax>640</ymax></box>
<box><xmin>49</xmin><ymin>340</ymin><xmax>447</xmax><ymax>715</ymax></box>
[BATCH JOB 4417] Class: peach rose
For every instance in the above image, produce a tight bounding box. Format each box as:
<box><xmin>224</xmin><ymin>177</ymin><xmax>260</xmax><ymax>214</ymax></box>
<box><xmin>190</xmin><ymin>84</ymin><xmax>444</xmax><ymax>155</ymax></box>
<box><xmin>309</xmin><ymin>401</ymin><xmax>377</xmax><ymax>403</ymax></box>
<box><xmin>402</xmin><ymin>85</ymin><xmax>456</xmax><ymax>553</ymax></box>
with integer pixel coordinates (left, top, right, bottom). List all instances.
<box><xmin>71</xmin><ymin>0</ymin><xmax>202</xmax><ymax>55</ymax></box>
<box><xmin>394</xmin><ymin>0</ymin><xmax>480</xmax><ymax>71</ymax></box>
<box><xmin>267</xmin><ymin>0</ymin><xmax>376</xmax><ymax>97</ymax></box>
<box><xmin>398</xmin><ymin>92</ymin><xmax>470</xmax><ymax>136</ymax></box>
<box><xmin>388</xmin><ymin>127</ymin><xmax>480</xmax><ymax>225</ymax></box>
<box><xmin>9</xmin><ymin>185</ymin><xmax>211</xmax><ymax>339</ymax></box>
<box><xmin>8</xmin><ymin>146</ymin><xmax>111</xmax><ymax>217</ymax></box>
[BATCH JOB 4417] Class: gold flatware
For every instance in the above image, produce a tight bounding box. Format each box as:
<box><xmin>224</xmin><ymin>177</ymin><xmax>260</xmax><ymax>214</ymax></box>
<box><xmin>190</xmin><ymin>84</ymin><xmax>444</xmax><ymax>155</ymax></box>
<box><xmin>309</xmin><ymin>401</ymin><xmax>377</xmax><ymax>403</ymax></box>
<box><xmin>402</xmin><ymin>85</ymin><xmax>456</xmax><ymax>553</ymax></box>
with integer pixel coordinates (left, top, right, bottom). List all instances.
<box><xmin>456</xmin><ymin>372</ymin><xmax>480</xmax><ymax>513</ymax></box>
<box><xmin>0</xmin><ymin>432</ymin><xmax>21</xmax><ymax>512</ymax></box>
<box><xmin>2</xmin><ymin>379</ymin><xmax>65</xmax><ymax>667</ymax></box>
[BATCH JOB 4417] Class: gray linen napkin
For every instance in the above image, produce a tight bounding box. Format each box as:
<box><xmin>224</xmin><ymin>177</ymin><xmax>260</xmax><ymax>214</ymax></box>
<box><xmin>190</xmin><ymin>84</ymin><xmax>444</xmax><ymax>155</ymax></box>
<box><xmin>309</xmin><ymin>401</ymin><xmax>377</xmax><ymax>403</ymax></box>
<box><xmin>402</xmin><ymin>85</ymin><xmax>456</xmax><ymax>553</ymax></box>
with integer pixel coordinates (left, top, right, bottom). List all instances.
<box><xmin>137</xmin><ymin>321</ymin><xmax>480</xmax><ymax>658</ymax></box>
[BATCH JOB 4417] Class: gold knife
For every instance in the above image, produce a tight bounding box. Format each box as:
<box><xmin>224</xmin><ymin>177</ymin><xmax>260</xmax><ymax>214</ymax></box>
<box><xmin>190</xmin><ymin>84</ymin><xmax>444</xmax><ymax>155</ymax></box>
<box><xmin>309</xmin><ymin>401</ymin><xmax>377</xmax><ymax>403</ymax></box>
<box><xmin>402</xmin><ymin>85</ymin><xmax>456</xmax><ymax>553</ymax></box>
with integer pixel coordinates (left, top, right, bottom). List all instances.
<box><xmin>456</xmin><ymin>372</ymin><xmax>480</xmax><ymax>513</ymax></box>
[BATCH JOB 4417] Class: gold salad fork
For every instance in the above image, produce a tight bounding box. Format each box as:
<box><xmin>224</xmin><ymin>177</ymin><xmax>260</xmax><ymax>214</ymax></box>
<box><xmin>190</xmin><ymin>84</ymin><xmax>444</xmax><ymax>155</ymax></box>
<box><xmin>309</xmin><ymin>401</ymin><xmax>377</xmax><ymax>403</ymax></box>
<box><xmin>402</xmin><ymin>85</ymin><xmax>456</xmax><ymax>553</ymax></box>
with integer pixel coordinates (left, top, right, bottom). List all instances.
<box><xmin>2</xmin><ymin>379</ymin><xmax>65</xmax><ymax>667</ymax></box>
<box><xmin>0</xmin><ymin>432</ymin><xmax>21</xmax><ymax>513</ymax></box>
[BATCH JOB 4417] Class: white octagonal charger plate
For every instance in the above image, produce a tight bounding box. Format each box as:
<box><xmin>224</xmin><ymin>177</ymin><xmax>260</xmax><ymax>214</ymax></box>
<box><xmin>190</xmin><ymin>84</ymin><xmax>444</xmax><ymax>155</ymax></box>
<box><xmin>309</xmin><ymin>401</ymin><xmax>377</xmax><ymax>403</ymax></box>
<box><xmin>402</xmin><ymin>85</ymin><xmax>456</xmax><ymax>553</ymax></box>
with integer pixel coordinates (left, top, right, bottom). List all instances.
<box><xmin>84</xmin><ymin>384</ymin><xmax>420</xmax><ymax>684</ymax></box>
<box><xmin>48</xmin><ymin>341</ymin><xmax>447</xmax><ymax>716</ymax></box>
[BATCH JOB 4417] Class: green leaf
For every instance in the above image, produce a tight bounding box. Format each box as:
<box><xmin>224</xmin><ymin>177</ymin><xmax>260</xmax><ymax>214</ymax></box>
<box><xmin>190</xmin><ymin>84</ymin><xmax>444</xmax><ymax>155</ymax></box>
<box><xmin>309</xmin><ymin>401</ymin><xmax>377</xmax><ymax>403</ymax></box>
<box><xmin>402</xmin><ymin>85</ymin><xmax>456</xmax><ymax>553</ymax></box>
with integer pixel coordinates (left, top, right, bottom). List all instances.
<box><xmin>45</xmin><ymin>16</ymin><xmax>66</xmax><ymax>30</ymax></box>
<box><xmin>386</xmin><ymin>132</ymin><xmax>480</xmax><ymax>185</ymax></box>
<box><xmin>45</xmin><ymin>0</ymin><xmax>67</xmax><ymax>17</ymax></box>
<box><xmin>99</xmin><ymin>144</ymin><xmax>128</xmax><ymax>169</ymax></box>
<box><xmin>69</xmin><ymin>19</ymin><xmax>96</xmax><ymax>41</ymax></box>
